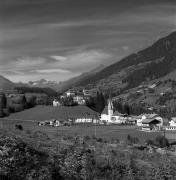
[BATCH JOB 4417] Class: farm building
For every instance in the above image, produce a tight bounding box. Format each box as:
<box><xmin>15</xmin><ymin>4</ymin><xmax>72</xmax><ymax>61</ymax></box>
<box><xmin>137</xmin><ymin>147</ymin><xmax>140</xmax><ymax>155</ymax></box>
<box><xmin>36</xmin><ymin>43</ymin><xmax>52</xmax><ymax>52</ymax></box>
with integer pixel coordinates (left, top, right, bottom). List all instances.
<box><xmin>141</xmin><ymin>114</ymin><xmax>163</xmax><ymax>131</ymax></box>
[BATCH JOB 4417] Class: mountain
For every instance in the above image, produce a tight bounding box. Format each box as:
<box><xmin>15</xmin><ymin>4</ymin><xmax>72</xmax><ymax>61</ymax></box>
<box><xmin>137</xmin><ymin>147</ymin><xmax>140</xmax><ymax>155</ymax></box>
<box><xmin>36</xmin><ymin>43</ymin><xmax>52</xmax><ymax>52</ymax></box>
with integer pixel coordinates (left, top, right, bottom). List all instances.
<box><xmin>72</xmin><ymin>31</ymin><xmax>176</xmax><ymax>95</ymax></box>
<box><xmin>0</xmin><ymin>75</ymin><xmax>15</xmax><ymax>91</ymax></box>
<box><xmin>27</xmin><ymin>79</ymin><xmax>60</xmax><ymax>91</ymax></box>
<box><xmin>57</xmin><ymin>64</ymin><xmax>105</xmax><ymax>92</ymax></box>
<box><xmin>26</xmin><ymin>64</ymin><xmax>105</xmax><ymax>92</ymax></box>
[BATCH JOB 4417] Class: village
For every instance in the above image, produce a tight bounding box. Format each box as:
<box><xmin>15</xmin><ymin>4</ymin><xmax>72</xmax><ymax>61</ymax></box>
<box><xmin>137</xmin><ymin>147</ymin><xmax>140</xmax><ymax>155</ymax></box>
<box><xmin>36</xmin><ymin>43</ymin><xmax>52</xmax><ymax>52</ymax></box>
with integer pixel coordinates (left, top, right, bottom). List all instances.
<box><xmin>1</xmin><ymin>87</ymin><xmax>176</xmax><ymax>133</ymax></box>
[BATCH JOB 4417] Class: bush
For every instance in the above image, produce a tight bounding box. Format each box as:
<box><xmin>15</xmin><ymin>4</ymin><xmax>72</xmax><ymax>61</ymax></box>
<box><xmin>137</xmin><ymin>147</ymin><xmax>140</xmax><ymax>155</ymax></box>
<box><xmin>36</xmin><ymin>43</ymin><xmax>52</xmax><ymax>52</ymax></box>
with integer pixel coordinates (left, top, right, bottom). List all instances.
<box><xmin>155</xmin><ymin>135</ymin><xmax>169</xmax><ymax>148</ymax></box>
<box><xmin>7</xmin><ymin>104</ymin><xmax>24</xmax><ymax>113</ymax></box>
<box><xmin>146</xmin><ymin>136</ymin><xmax>169</xmax><ymax>148</ymax></box>
<box><xmin>127</xmin><ymin>135</ymin><xmax>139</xmax><ymax>144</ymax></box>
<box><xmin>15</xmin><ymin>124</ymin><xmax>23</xmax><ymax>131</ymax></box>
<box><xmin>2</xmin><ymin>108</ymin><xmax>10</xmax><ymax>116</ymax></box>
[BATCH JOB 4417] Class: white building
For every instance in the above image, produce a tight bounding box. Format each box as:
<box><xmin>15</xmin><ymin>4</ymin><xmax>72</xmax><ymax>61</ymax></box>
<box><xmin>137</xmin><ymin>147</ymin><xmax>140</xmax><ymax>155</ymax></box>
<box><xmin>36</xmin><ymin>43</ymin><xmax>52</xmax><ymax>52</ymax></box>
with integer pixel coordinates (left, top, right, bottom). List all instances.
<box><xmin>65</xmin><ymin>89</ymin><xmax>75</xmax><ymax>97</ymax></box>
<box><xmin>141</xmin><ymin>114</ymin><xmax>163</xmax><ymax>131</ymax></box>
<box><xmin>100</xmin><ymin>98</ymin><xmax>113</xmax><ymax>124</ymax></box>
<box><xmin>111</xmin><ymin>111</ymin><xmax>126</xmax><ymax>124</ymax></box>
<box><xmin>141</xmin><ymin>114</ymin><xmax>163</xmax><ymax>126</ymax></box>
<box><xmin>53</xmin><ymin>99</ymin><xmax>60</xmax><ymax>107</ymax></box>
<box><xmin>73</xmin><ymin>96</ymin><xmax>86</xmax><ymax>105</ymax></box>
<box><xmin>169</xmin><ymin>117</ymin><xmax>176</xmax><ymax>127</ymax></box>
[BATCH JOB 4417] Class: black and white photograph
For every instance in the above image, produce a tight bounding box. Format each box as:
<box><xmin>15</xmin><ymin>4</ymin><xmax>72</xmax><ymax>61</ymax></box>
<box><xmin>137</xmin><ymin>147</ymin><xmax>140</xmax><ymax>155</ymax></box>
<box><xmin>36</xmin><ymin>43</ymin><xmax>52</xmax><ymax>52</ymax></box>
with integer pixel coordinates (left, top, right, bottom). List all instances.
<box><xmin>0</xmin><ymin>0</ymin><xmax>176</xmax><ymax>179</ymax></box>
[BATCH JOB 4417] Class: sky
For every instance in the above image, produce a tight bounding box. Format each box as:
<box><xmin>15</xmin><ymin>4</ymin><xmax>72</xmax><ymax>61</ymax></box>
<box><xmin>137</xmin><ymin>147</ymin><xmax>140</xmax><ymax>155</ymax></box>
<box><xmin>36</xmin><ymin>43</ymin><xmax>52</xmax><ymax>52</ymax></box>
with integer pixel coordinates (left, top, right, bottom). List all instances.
<box><xmin>0</xmin><ymin>0</ymin><xmax>176</xmax><ymax>83</ymax></box>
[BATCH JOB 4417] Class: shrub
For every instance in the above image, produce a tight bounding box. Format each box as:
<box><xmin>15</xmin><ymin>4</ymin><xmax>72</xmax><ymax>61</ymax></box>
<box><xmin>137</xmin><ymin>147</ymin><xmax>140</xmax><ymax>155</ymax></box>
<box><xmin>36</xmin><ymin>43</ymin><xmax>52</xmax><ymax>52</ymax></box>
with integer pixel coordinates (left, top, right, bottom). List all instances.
<box><xmin>15</xmin><ymin>124</ymin><xmax>23</xmax><ymax>131</ymax></box>
<box><xmin>155</xmin><ymin>135</ymin><xmax>169</xmax><ymax>148</ymax></box>
<box><xmin>7</xmin><ymin>104</ymin><xmax>24</xmax><ymax>113</ymax></box>
<box><xmin>127</xmin><ymin>135</ymin><xmax>139</xmax><ymax>144</ymax></box>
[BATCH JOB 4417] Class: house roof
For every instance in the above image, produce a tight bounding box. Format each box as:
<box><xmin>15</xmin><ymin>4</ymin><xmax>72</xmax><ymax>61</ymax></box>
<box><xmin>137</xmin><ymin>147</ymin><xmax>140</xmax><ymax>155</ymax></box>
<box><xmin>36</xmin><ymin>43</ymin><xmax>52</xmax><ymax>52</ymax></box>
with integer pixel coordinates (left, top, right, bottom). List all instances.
<box><xmin>113</xmin><ymin>111</ymin><xmax>123</xmax><ymax>116</ymax></box>
<box><xmin>171</xmin><ymin>117</ymin><xmax>176</xmax><ymax>122</ymax></box>
<box><xmin>143</xmin><ymin>113</ymin><xmax>160</xmax><ymax>119</ymax></box>
<box><xmin>142</xmin><ymin>119</ymin><xmax>161</xmax><ymax>124</ymax></box>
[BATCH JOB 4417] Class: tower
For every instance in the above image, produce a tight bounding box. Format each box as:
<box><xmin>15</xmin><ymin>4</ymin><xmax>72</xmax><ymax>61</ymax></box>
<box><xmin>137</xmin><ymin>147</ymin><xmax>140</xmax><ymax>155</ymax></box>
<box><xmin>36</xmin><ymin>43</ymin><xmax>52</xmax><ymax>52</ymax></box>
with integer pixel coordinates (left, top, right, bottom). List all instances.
<box><xmin>108</xmin><ymin>98</ymin><xmax>113</xmax><ymax>122</ymax></box>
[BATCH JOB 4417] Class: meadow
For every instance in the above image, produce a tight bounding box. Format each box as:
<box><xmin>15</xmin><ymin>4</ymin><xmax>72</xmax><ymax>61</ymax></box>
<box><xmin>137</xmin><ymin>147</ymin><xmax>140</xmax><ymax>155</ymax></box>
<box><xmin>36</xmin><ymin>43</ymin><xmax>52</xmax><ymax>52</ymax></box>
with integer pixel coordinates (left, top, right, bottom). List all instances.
<box><xmin>0</xmin><ymin>105</ymin><xmax>175</xmax><ymax>144</ymax></box>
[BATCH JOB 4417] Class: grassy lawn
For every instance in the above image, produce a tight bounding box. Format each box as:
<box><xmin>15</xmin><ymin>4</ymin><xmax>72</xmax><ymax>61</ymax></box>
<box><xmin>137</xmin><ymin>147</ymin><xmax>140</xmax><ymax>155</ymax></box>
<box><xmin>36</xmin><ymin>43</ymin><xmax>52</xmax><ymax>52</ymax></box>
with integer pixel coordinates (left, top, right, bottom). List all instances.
<box><xmin>1</xmin><ymin>105</ymin><xmax>175</xmax><ymax>144</ymax></box>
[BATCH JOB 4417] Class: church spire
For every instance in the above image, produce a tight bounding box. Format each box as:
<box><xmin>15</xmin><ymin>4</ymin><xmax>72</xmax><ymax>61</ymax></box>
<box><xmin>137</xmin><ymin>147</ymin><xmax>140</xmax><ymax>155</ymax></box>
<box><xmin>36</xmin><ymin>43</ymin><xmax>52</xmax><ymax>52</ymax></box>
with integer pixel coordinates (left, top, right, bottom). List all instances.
<box><xmin>108</xmin><ymin>97</ymin><xmax>113</xmax><ymax>111</ymax></box>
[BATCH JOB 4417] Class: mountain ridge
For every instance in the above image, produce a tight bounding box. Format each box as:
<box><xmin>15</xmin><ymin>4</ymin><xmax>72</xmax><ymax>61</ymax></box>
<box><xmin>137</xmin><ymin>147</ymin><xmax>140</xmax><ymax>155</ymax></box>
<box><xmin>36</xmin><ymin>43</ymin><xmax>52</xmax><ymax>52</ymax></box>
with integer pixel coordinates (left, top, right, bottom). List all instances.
<box><xmin>72</xmin><ymin>31</ymin><xmax>176</xmax><ymax>94</ymax></box>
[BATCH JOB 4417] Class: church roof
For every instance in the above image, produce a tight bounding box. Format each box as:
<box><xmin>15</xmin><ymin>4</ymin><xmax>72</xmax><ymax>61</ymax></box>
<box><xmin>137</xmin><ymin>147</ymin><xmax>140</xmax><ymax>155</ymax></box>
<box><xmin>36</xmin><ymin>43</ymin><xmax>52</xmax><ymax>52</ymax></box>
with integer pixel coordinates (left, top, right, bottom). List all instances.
<box><xmin>101</xmin><ymin>106</ymin><xmax>108</xmax><ymax>115</ymax></box>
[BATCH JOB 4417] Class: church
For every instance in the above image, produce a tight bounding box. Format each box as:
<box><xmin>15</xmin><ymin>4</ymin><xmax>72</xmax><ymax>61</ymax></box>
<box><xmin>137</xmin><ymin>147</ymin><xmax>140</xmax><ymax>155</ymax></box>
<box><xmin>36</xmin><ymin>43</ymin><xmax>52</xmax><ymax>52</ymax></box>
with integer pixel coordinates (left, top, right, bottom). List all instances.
<box><xmin>100</xmin><ymin>98</ymin><xmax>126</xmax><ymax>124</ymax></box>
<box><xmin>100</xmin><ymin>98</ymin><xmax>114</xmax><ymax>124</ymax></box>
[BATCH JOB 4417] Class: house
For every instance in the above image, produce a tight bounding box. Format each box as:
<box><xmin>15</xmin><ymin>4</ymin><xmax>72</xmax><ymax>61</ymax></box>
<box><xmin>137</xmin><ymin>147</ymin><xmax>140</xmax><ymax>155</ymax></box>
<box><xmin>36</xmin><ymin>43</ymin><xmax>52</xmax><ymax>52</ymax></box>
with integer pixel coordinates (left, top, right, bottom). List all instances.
<box><xmin>53</xmin><ymin>99</ymin><xmax>60</xmax><ymax>107</ymax></box>
<box><xmin>83</xmin><ymin>89</ymin><xmax>91</xmax><ymax>96</ymax></box>
<box><xmin>73</xmin><ymin>95</ymin><xmax>86</xmax><ymax>105</ymax></box>
<box><xmin>100</xmin><ymin>98</ymin><xmax>113</xmax><ymax>124</ymax></box>
<box><xmin>141</xmin><ymin>113</ymin><xmax>163</xmax><ymax>131</ymax></box>
<box><xmin>38</xmin><ymin>119</ymin><xmax>60</xmax><ymax>127</ymax></box>
<box><xmin>111</xmin><ymin>111</ymin><xmax>126</xmax><ymax>124</ymax></box>
<box><xmin>65</xmin><ymin>89</ymin><xmax>75</xmax><ymax>97</ymax></box>
<box><xmin>75</xmin><ymin>114</ymin><xmax>95</xmax><ymax>123</ymax></box>
<box><xmin>72</xmin><ymin>108</ymin><xmax>99</xmax><ymax>123</ymax></box>
<box><xmin>169</xmin><ymin>117</ymin><xmax>176</xmax><ymax>127</ymax></box>
<box><xmin>132</xmin><ymin>115</ymin><xmax>143</xmax><ymax>126</ymax></box>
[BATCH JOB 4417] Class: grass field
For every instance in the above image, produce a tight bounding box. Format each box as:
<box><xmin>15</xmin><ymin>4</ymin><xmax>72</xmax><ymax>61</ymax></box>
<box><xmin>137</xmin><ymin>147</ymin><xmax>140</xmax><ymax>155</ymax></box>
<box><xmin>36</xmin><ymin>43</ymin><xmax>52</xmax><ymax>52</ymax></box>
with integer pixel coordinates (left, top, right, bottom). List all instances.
<box><xmin>5</xmin><ymin>105</ymin><xmax>98</xmax><ymax>121</ymax></box>
<box><xmin>1</xmin><ymin>105</ymin><xmax>175</xmax><ymax>144</ymax></box>
<box><xmin>1</xmin><ymin>118</ymin><xmax>173</xmax><ymax>144</ymax></box>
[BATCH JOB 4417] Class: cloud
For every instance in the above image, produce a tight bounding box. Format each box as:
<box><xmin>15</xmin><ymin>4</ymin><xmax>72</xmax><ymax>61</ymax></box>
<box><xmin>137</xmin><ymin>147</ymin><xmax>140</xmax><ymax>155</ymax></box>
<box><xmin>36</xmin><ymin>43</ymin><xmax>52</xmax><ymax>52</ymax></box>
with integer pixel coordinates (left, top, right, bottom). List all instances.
<box><xmin>16</xmin><ymin>57</ymin><xmax>46</xmax><ymax>67</ymax></box>
<box><xmin>50</xmin><ymin>56</ymin><xmax>67</xmax><ymax>61</ymax></box>
<box><xmin>59</xmin><ymin>50</ymin><xmax>112</xmax><ymax>71</ymax></box>
<box><xmin>34</xmin><ymin>68</ymin><xmax>70</xmax><ymax>74</ymax></box>
<box><xmin>122</xmin><ymin>46</ymin><xmax>129</xmax><ymax>51</ymax></box>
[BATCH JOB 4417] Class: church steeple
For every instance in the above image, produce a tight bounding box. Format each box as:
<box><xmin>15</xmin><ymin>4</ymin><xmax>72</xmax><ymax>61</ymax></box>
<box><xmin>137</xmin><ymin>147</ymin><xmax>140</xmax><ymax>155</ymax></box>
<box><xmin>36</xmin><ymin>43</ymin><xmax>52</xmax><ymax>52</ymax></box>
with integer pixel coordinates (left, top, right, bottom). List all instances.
<box><xmin>108</xmin><ymin>98</ymin><xmax>113</xmax><ymax>111</ymax></box>
<box><xmin>108</xmin><ymin>98</ymin><xmax>113</xmax><ymax>122</ymax></box>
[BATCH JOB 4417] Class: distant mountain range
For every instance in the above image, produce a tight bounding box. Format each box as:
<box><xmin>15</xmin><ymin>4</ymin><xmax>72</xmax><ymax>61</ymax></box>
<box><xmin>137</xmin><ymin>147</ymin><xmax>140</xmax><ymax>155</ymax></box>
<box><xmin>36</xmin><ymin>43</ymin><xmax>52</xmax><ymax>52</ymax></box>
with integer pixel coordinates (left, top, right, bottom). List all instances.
<box><xmin>25</xmin><ymin>64</ymin><xmax>105</xmax><ymax>91</ymax></box>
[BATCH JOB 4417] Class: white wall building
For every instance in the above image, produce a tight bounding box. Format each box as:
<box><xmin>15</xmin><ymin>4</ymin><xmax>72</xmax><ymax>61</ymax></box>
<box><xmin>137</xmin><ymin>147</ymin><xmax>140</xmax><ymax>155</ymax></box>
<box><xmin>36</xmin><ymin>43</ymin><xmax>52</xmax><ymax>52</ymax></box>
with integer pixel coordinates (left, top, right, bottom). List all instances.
<box><xmin>53</xmin><ymin>99</ymin><xmax>60</xmax><ymax>107</ymax></box>
<box><xmin>73</xmin><ymin>96</ymin><xmax>86</xmax><ymax>105</ymax></box>
<box><xmin>141</xmin><ymin>114</ymin><xmax>163</xmax><ymax>126</ymax></box>
<box><xmin>65</xmin><ymin>90</ymin><xmax>75</xmax><ymax>97</ymax></box>
<box><xmin>169</xmin><ymin>117</ymin><xmax>176</xmax><ymax>127</ymax></box>
<box><xmin>111</xmin><ymin>111</ymin><xmax>126</xmax><ymax>124</ymax></box>
<box><xmin>100</xmin><ymin>98</ymin><xmax>113</xmax><ymax>124</ymax></box>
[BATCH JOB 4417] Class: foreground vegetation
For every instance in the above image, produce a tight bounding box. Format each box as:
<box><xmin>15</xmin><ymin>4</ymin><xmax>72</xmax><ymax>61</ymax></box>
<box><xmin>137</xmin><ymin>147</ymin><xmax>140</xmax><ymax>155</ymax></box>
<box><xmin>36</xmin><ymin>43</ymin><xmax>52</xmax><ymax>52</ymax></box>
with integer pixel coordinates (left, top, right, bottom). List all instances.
<box><xmin>0</xmin><ymin>126</ymin><xmax>176</xmax><ymax>180</ymax></box>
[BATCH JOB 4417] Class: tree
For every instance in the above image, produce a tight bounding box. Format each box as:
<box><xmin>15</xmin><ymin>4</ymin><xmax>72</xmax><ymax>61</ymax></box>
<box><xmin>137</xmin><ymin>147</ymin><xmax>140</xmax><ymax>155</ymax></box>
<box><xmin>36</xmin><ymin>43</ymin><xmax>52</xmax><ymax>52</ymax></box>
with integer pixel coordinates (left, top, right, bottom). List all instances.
<box><xmin>94</xmin><ymin>92</ymin><xmax>105</xmax><ymax>113</ymax></box>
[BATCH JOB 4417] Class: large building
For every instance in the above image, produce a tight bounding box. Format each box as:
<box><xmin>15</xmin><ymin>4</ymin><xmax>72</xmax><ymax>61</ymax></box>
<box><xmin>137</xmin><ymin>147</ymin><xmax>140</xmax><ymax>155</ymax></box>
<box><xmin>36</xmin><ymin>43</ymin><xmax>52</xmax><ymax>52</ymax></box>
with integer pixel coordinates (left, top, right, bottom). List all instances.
<box><xmin>100</xmin><ymin>98</ymin><xmax>113</xmax><ymax>123</ymax></box>
<box><xmin>141</xmin><ymin>114</ymin><xmax>163</xmax><ymax>131</ymax></box>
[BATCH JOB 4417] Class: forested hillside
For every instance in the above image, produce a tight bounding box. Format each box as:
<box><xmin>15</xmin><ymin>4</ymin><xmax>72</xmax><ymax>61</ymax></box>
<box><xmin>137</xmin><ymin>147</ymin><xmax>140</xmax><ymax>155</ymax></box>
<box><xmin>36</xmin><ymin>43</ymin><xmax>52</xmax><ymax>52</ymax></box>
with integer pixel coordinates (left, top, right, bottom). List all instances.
<box><xmin>73</xmin><ymin>31</ymin><xmax>176</xmax><ymax>95</ymax></box>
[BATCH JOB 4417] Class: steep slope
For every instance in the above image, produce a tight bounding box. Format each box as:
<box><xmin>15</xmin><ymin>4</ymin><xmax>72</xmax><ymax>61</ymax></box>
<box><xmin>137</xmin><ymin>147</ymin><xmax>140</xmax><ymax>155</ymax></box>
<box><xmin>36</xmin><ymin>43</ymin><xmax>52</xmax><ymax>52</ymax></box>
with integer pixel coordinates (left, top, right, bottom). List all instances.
<box><xmin>57</xmin><ymin>64</ymin><xmax>105</xmax><ymax>92</ymax></box>
<box><xmin>74</xmin><ymin>31</ymin><xmax>176</xmax><ymax>94</ymax></box>
<box><xmin>0</xmin><ymin>75</ymin><xmax>15</xmax><ymax>91</ymax></box>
